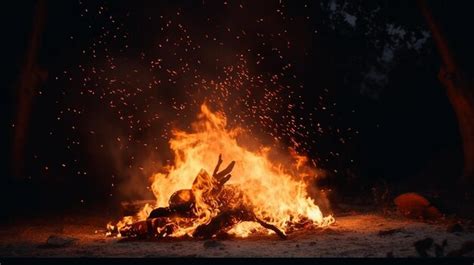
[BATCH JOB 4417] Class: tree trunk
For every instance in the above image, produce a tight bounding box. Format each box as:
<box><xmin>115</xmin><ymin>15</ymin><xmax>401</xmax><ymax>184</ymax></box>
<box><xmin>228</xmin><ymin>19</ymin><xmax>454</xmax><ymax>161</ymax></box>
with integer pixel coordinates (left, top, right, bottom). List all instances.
<box><xmin>417</xmin><ymin>0</ymin><xmax>474</xmax><ymax>184</ymax></box>
<box><xmin>12</xmin><ymin>0</ymin><xmax>46</xmax><ymax>179</ymax></box>
<box><xmin>440</xmin><ymin>68</ymin><xmax>474</xmax><ymax>183</ymax></box>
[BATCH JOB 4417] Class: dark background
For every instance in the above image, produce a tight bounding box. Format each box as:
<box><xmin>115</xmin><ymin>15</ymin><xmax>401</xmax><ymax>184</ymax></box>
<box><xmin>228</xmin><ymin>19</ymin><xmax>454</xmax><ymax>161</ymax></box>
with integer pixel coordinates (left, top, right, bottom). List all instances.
<box><xmin>1</xmin><ymin>0</ymin><xmax>472</xmax><ymax>219</ymax></box>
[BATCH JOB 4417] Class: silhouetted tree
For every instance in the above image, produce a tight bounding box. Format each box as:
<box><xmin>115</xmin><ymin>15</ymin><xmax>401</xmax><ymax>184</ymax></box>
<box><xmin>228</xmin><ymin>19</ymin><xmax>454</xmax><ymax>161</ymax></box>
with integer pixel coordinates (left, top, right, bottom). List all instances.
<box><xmin>418</xmin><ymin>0</ymin><xmax>474</xmax><ymax>184</ymax></box>
<box><xmin>12</xmin><ymin>0</ymin><xmax>47</xmax><ymax>179</ymax></box>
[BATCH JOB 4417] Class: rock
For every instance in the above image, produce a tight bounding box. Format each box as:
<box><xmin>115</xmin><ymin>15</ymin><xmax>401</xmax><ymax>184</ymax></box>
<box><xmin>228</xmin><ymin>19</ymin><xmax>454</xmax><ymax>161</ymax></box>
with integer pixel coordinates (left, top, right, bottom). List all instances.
<box><xmin>203</xmin><ymin>240</ymin><xmax>225</xmax><ymax>249</ymax></box>
<box><xmin>446</xmin><ymin>241</ymin><xmax>474</xmax><ymax>257</ymax></box>
<box><xmin>434</xmin><ymin>239</ymin><xmax>448</xmax><ymax>257</ymax></box>
<box><xmin>447</xmin><ymin>223</ymin><xmax>464</xmax><ymax>233</ymax></box>
<box><xmin>414</xmin><ymin>237</ymin><xmax>433</xmax><ymax>257</ymax></box>
<box><xmin>45</xmin><ymin>235</ymin><xmax>78</xmax><ymax>248</ymax></box>
<box><xmin>394</xmin><ymin>193</ymin><xmax>442</xmax><ymax>220</ymax></box>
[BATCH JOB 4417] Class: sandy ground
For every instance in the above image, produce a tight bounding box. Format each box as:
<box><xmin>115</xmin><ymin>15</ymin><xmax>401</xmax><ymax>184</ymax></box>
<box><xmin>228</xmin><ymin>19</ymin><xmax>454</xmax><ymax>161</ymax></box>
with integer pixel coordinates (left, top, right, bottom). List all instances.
<box><xmin>0</xmin><ymin>213</ymin><xmax>473</xmax><ymax>257</ymax></box>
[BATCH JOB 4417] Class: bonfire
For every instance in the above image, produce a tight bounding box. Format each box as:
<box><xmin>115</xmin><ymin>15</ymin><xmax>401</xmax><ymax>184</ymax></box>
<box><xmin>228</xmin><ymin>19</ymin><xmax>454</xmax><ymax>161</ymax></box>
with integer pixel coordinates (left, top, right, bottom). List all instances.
<box><xmin>107</xmin><ymin>104</ymin><xmax>335</xmax><ymax>239</ymax></box>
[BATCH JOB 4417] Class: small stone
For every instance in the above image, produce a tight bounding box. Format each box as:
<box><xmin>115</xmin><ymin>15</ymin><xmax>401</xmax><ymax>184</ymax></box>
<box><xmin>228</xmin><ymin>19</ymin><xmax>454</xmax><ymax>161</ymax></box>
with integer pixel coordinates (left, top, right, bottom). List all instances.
<box><xmin>446</xmin><ymin>241</ymin><xmax>474</xmax><ymax>257</ymax></box>
<box><xmin>434</xmin><ymin>239</ymin><xmax>448</xmax><ymax>257</ymax></box>
<box><xmin>414</xmin><ymin>237</ymin><xmax>433</xmax><ymax>257</ymax></box>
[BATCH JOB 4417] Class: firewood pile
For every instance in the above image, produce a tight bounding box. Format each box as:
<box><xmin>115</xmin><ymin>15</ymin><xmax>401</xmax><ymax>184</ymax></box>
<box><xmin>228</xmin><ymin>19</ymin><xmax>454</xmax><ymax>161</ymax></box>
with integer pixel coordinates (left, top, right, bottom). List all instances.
<box><xmin>109</xmin><ymin>155</ymin><xmax>287</xmax><ymax>239</ymax></box>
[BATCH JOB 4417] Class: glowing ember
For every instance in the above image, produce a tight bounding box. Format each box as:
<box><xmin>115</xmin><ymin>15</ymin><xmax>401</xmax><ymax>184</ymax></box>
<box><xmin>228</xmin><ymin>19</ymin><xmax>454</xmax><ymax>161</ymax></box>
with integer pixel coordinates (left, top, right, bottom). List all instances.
<box><xmin>110</xmin><ymin>104</ymin><xmax>334</xmax><ymax>238</ymax></box>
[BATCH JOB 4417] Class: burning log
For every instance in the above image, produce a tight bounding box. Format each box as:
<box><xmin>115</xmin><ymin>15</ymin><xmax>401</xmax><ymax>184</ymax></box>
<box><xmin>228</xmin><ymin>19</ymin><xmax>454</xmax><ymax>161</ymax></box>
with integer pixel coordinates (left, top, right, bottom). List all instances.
<box><xmin>193</xmin><ymin>208</ymin><xmax>287</xmax><ymax>240</ymax></box>
<box><xmin>118</xmin><ymin>217</ymin><xmax>196</xmax><ymax>238</ymax></box>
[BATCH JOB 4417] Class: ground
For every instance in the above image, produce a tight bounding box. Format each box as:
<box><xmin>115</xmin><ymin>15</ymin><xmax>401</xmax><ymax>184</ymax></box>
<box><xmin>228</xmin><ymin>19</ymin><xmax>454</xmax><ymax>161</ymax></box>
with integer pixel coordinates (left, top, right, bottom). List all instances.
<box><xmin>0</xmin><ymin>213</ymin><xmax>473</xmax><ymax>257</ymax></box>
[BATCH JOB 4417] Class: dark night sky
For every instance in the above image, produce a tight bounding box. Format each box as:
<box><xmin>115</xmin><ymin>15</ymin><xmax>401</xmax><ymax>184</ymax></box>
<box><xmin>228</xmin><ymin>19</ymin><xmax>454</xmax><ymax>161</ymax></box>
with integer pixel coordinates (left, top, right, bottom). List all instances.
<box><xmin>1</xmin><ymin>0</ymin><xmax>472</xmax><ymax>217</ymax></box>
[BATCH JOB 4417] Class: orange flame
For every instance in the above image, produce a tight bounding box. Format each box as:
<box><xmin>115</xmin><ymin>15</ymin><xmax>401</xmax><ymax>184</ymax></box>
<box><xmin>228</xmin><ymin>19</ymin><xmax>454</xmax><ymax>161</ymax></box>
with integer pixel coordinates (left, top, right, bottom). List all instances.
<box><xmin>114</xmin><ymin>104</ymin><xmax>334</xmax><ymax>237</ymax></box>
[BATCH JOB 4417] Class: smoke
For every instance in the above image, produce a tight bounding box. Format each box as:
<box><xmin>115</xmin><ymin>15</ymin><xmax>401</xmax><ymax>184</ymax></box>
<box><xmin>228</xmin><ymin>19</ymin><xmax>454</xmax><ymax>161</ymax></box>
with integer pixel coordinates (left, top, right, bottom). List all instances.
<box><xmin>56</xmin><ymin>1</ymin><xmax>342</xmax><ymax>205</ymax></box>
